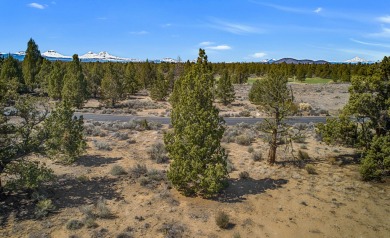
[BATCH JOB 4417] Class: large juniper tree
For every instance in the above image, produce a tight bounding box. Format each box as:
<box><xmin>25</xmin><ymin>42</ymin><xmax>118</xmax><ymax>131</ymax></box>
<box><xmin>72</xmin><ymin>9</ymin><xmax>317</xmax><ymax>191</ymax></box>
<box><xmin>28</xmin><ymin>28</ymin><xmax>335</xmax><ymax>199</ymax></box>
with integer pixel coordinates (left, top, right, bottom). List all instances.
<box><xmin>164</xmin><ymin>49</ymin><xmax>228</xmax><ymax>197</ymax></box>
<box><xmin>22</xmin><ymin>38</ymin><xmax>43</xmax><ymax>90</ymax></box>
<box><xmin>62</xmin><ymin>54</ymin><xmax>88</xmax><ymax>108</ymax></box>
<box><xmin>216</xmin><ymin>70</ymin><xmax>235</xmax><ymax>106</ymax></box>
<box><xmin>249</xmin><ymin>71</ymin><xmax>294</xmax><ymax>164</ymax></box>
<box><xmin>318</xmin><ymin>56</ymin><xmax>390</xmax><ymax>180</ymax></box>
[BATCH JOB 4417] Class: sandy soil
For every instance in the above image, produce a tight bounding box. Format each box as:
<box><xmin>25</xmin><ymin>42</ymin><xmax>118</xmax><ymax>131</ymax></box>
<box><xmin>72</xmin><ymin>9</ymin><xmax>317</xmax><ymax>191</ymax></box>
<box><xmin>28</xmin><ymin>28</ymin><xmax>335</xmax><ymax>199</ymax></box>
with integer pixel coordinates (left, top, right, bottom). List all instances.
<box><xmin>1</xmin><ymin>83</ymin><xmax>389</xmax><ymax>238</ymax></box>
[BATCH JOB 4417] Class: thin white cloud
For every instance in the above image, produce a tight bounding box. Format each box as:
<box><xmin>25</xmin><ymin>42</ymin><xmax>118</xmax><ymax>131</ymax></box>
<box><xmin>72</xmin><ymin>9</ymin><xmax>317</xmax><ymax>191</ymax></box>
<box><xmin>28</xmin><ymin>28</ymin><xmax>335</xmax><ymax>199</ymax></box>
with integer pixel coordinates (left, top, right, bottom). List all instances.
<box><xmin>208</xmin><ymin>18</ymin><xmax>260</xmax><ymax>35</ymax></box>
<box><xmin>378</xmin><ymin>16</ymin><xmax>390</xmax><ymax>24</ymax></box>
<box><xmin>314</xmin><ymin>7</ymin><xmax>322</xmax><ymax>14</ymax></box>
<box><xmin>162</xmin><ymin>23</ymin><xmax>172</xmax><ymax>27</ymax></box>
<box><xmin>205</xmin><ymin>45</ymin><xmax>232</xmax><ymax>50</ymax></box>
<box><xmin>130</xmin><ymin>31</ymin><xmax>149</xmax><ymax>35</ymax></box>
<box><xmin>254</xmin><ymin>2</ymin><xmax>306</xmax><ymax>14</ymax></box>
<box><xmin>368</xmin><ymin>27</ymin><xmax>390</xmax><ymax>38</ymax></box>
<box><xmin>199</xmin><ymin>41</ymin><xmax>214</xmax><ymax>46</ymax></box>
<box><xmin>250</xmin><ymin>52</ymin><xmax>267</xmax><ymax>58</ymax></box>
<box><xmin>28</xmin><ymin>3</ymin><xmax>46</xmax><ymax>9</ymax></box>
<box><xmin>350</xmin><ymin>38</ymin><xmax>390</xmax><ymax>48</ymax></box>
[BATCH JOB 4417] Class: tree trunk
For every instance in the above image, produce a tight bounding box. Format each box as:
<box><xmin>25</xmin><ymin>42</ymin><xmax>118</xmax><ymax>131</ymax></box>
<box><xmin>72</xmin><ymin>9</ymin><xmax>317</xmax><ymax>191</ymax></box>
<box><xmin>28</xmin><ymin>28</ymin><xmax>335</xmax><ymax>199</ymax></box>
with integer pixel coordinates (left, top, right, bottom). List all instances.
<box><xmin>268</xmin><ymin>129</ymin><xmax>277</xmax><ymax>164</ymax></box>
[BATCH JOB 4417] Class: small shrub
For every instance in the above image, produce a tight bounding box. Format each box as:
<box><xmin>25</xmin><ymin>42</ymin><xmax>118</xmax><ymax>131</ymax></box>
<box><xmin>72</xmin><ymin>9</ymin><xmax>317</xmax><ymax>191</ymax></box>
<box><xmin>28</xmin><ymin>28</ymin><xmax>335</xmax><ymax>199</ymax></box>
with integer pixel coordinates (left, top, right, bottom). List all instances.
<box><xmin>35</xmin><ymin>199</ymin><xmax>56</xmax><ymax>219</ymax></box>
<box><xmin>226</xmin><ymin>158</ymin><xmax>235</xmax><ymax>173</ymax></box>
<box><xmin>158</xmin><ymin>222</ymin><xmax>185</xmax><ymax>238</ymax></box>
<box><xmin>139</xmin><ymin>177</ymin><xmax>151</xmax><ymax>187</ymax></box>
<box><xmin>236</xmin><ymin>134</ymin><xmax>252</xmax><ymax>146</ymax></box>
<box><xmin>28</xmin><ymin>232</ymin><xmax>50</xmax><ymax>238</ymax></box>
<box><xmin>113</xmin><ymin>132</ymin><xmax>129</xmax><ymax>140</ymax></box>
<box><xmin>110</xmin><ymin>165</ymin><xmax>127</xmax><ymax>176</ymax></box>
<box><xmin>129</xmin><ymin>164</ymin><xmax>148</xmax><ymax>178</ymax></box>
<box><xmin>126</xmin><ymin>139</ymin><xmax>137</xmax><ymax>144</ymax></box>
<box><xmin>300</xmin><ymin>144</ymin><xmax>308</xmax><ymax>150</ymax></box>
<box><xmin>247</xmin><ymin>146</ymin><xmax>254</xmax><ymax>153</ymax></box>
<box><xmin>305</xmin><ymin>164</ymin><xmax>316</xmax><ymax>174</ymax></box>
<box><xmin>80</xmin><ymin>205</ymin><xmax>94</xmax><ymax>219</ymax></box>
<box><xmin>66</xmin><ymin>219</ymin><xmax>83</xmax><ymax>230</ymax></box>
<box><xmin>251</xmin><ymin>151</ymin><xmax>262</xmax><ymax>162</ymax></box>
<box><xmin>148</xmin><ymin>142</ymin><xmax>168</xmax><ymax>163</ymax></box>
<box><xmin>215</xmin><ymin>211</ymin><xmax>230</xmax><ymax>229</ymax></box>
<box><xmin>147</xmin><ymin>169</ymin><xmax>166</xmax><ymax>182</ymax></box>
<box><xmin>116</xmin><ymin>232</ymin><xmax>133</xmax><ymax>238</ymax></box>
<box><xmin>239</xmin><ymin>171</ymin><xmax>250</xmax><ymax>180</ymax></box>
<box><xmin>238</xmin><ymin>110</ymin><xmax>251</xmax><ymax>117</ymax></box>
<box><xmin>297</xmin><ymin>150</ymin><xmax>310</xmax><ymax>161</ymax></box>
<box><xmin>93</xmin><ymin>140</ymin><xmax>112</xmax><ymax>151</ymax></box>
<box><xmin>96</xmin><ymin>198</ymin><xmax>111</xmax><ymax>219</ymax></box>
<box><xmin>84</xmin><ymin>217</ymin><xmax>98</xmax><ymax>228</ymax></box>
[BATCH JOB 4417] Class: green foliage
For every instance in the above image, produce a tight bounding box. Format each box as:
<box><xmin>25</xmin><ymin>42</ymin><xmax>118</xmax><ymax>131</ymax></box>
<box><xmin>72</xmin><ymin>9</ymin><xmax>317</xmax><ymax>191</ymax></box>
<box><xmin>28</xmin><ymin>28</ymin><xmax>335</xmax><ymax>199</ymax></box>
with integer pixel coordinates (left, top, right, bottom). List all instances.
<box><xmin>249</xmin><ymin>71</ymin><xmax>294</xmax><ymax>164</ymax></box>
<box><xmin>297</xmin><ymin>150</ymin><xmax>310</xmax><ymax>161</ymax></box>
<box><xmin>0</xmin><ymin>55</ymin><xmax>22</xmax><ymax>99</ymax></box>
<box><xmin>360</xmin><ymin>135</ymin><xmax>390</xmax><ymax>181</ymax></box>
<box><xmin>124</xmin><ymin>62</ymin><xmax>139</xmax><ymax>95</ymax></box>
<box><xmin>215</xmin><ymin>211</ymin><xmax>230</xmax><ymax>229</ymax></box>
<box><xmin>318</xmin><ymin>56</ymin><xmax>390</xmax><ymax>180</ymax></box>
<box><xmin>35</xmin><ymin>198</ymin><xmax>56</xmax><ymax>219</ymax></box>
<box><xmin>44</xmin><ymin>102</ymin><xmax>86</xmax><ymax>163</ymax></box>
<box><xmin>35</xmin><ymin>59</ymin><xmax>52</xmax><ymax>91</ymax></box>
<box><xmin>316</xmin><ymin>114</ymin><xmax>359</xmax><ymax>147</ymax></box>
<box><xmin>4</xmin><ymin>160</ymin><xmax>53</xmax><ymax>191</ymax></box>
<box><xmin>216</xmin><ymin>70</ymin><xmax>235</xmax><ymax>105</ymax></box>
<box><xmin>47</xmin><ymin>61</ymin><xmax>64</xmax><ymax>100</ymax></box>
<box><xmin>165</xmin><ymin>49</ymin><xmax>228</xmax><ymax>197</ymax></box>
<box><xmin>22</xmin><ymin>38</ymin><xmax>42</xmax><ymax>90</ymax></box>
<box><xmin>62</xmin><ymin>54</ymin><xmax>88</xmax><ymax>108</ymax></box>
<box><xmin>101</xmin><ymin>62</ymin><xmax>124</xmax><ymax>107</ymax></box>
<box><xmin>150</xmin><ymin>71</ymin><xmax>169</xmax><ymax>101</ymax></box>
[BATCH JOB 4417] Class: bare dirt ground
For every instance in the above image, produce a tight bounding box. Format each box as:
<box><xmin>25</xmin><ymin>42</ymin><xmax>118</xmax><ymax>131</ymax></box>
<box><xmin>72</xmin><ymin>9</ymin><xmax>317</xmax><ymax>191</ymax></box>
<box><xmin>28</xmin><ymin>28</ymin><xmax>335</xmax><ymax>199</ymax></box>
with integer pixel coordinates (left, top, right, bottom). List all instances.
<box><xmin>1</xmin><ymin>83</ymin><xmax>389</xmax><ymax>238</ymax></box>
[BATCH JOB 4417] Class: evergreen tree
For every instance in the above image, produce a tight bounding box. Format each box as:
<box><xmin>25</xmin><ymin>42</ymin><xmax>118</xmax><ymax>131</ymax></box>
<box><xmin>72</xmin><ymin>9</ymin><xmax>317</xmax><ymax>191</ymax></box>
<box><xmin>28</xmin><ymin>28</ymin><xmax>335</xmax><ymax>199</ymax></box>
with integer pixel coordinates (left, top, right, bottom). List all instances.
<box><xmin>249</xmin><ymin>71</ymin><xmax>294</xmax><ymax>164</ymax></box>
<box><xmin>216</xmin><ymin>70</ymin><xmax>235</xmax><ymax>105</ymax></box>
<box><xmin>44</xmin><ymin>101</ymin><xmax>86</xmax><ymax>163</ymax></box>
<box><xmin>62</xmin><ymin>54</ymin><xmax>88</xmax><ymax>108</ymax></box>
<box><xmin>47</xmin><ymin>61</ymin><xmax>65</xmax><ymax>100</ymax></box>
<box><xmin>150</xmin><ymin>71</ymin><xmax>169</xmax><ymax>101</ymax></box>
<box><xmin>36</xmin><ymin>58</ymin><xmax>52</xmax><ymax>92</ymax></box>
<box><xmin>0</xmin><ymin>55</ymin><xmax>21</xmax><ymax>101</ymax></box>
<box><xmin>101</xmin><ymin>63</ymin><xmax>123</xmax><ymax>107</ymax></box>
<box><xmin>22</xmin><ymin>38</ymin><xmax>43</xmax><ymax>90</ymax></box>
<box><xmin>123</xmin><ymin>62</ymin><xmax>139</xmax><ymax>95</ymax></box>
<box><xmin>318</xmin><ymin>56</ymin><xmax>390</xmax><ymax>180</ymax></box>
<box><xmin>164</xmin><ymin>49</ymin><xmax>228</xmax><ymax>197</ymax></box>
<box><xmin>295</xmin><ymin>64</ymin><xmax>306</xmax><ymax>82</ymax></box>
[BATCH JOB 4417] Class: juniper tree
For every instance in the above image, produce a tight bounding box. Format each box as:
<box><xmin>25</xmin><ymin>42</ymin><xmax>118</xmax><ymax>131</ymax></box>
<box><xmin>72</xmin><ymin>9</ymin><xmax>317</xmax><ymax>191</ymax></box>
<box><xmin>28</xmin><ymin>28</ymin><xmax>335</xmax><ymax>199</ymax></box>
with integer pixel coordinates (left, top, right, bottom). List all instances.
<box><xmin>123</xmin><ymin>62</ymin><xmax>139</xmax><ymax>95</ymax></box>
<box><xmin>62</xmin><ymin>54</ymin><xmax>88</xmax><ymax>108</ymax></box>
<box><xmin>47</xmin><ymin>61</ymin><xmax>65</xmax><ymax>100</ymax></box>
<box><xmin>318</xmin><ymin>56</ymin><xmax>390</xmax><ymax>180</ymax></box>
<box><xmin>249</xmin><ymin>71</ymin><xmax>294</xmax><ymax>164</ymax></box>
<box><xmin>101</xmin><ymin>63</ymin><xmax>123</xmax><ymax>107</ymax></box>
<box><xmin>44</xmin><ymin>101</ymin><xmax>86</xmax><ymax>163</ymax></box>
<box><xmin>164</xmin><ymin>49</ymin><xmax>228</xmax><ymax>197</ymax></box>
<box><xmin>150</xmin><ymin>71</ymin><xmax>169</xmax><ymax>101</ymax></box>
<box><xmin>22</xmin><ymin>38</ymin><xmax>42</xmax><ymax>90</ymax></box>
<box><xmin>216</xmin><ymin>70</ymin><xmax>235</xmax><ymax>105</ymax></box>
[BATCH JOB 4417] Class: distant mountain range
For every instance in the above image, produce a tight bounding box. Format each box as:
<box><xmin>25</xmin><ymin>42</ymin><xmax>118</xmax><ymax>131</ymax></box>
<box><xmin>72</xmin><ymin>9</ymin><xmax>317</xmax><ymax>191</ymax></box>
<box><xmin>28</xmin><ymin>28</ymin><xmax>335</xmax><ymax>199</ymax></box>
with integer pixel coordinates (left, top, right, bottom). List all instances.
<box><xmin>0</xmin><ymin>50</ymin><xmax>377</xmax><ymax>64</ymax></box>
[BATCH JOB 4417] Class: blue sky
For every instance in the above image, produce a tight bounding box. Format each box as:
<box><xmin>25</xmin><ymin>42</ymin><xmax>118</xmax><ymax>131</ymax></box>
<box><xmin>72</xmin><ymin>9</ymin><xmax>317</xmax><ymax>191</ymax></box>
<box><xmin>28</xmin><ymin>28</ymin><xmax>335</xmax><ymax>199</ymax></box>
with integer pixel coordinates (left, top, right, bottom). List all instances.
<box><xmin>1</xmin><ymin>0</ymin><xmax>390</xmax><ymax>62</ymax></box>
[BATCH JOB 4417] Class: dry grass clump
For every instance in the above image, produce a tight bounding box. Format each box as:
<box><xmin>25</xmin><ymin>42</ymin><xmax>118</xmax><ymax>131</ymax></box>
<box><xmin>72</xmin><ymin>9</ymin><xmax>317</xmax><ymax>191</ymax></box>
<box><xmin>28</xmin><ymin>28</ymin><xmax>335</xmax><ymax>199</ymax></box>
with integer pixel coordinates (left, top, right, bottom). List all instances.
<box><xmin>148</xmin><ymin>142</ymin><xmax>168</xmax><ymax>163</ymax></box>
<box><xmin>110</xmin><ymin>165</ymin><xmax>127</xmax><ymax>176</ymax></box>
<box><xmin>215</xmin><ymin>211</ymin><xmax>230</xmax><ymax>229</ymax></box>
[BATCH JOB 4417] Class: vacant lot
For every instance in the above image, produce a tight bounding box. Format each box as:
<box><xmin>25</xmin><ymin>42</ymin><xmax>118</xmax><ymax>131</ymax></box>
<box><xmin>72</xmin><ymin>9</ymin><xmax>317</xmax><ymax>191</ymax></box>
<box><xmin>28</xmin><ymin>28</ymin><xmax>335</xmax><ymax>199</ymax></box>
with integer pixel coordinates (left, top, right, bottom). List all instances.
<box><xmin>1</xmin><ymin>83</ymin><xmax>388</xmax><ymax>238</ymax></box>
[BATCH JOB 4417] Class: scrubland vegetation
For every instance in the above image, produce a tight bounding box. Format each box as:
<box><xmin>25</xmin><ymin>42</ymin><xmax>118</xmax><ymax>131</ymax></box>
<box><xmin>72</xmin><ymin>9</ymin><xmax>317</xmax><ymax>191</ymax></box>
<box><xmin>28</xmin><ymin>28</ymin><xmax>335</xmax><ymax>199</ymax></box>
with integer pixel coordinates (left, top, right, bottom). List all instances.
<box><xmin>0</xmin><ymin>39</ymin><xmax>389</xmax><ymax>237</ymax></box>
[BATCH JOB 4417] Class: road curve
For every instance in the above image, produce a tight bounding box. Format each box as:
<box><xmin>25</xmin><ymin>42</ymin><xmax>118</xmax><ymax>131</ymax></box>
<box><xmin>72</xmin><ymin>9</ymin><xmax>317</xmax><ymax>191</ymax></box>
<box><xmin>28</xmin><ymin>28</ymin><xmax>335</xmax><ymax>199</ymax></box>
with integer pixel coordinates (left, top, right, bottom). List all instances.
<box><xmin>75</xmin><ymin>112</ymin><xmax>327</xmax><ymax>125</ymax></box>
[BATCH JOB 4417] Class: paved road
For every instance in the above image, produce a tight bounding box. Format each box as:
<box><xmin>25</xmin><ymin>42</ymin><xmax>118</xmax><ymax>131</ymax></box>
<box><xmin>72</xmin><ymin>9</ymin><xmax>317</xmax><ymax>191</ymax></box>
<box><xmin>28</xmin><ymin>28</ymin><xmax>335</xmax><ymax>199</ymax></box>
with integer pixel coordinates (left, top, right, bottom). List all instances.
<box><xmin>75</xmin><ymin>112</ymin><xmax>328</xmax><ymax>125</ymax></box>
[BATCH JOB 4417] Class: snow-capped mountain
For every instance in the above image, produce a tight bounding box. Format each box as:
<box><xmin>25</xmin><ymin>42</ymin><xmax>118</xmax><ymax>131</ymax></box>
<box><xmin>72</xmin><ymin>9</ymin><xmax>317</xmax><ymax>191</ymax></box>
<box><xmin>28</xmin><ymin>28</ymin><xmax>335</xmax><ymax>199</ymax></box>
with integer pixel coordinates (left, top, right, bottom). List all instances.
<box><xmin>42</xmin><ymin>50</ymin><xmax>71</xmax><ymax>58</ymax></box>
<box><xmin>161</xmin><ymin>57</ymin><xmax>177</xmax><ymax>63</ymax></box>
<box><xmin>79</xmin><ymin>51</ymin><xmax>140</xmax><ymax>62</ymax></box>
<box><xmin>260</xmin><ymin>58</ymin><xmax>276</xmax><ymax>63</ymax></box>
<box><xmin>345</xmin><ymin>56</ymin><xmax>368</xmax><ymax>63</ymax></box>
<box><xmin>15</xmin><ymin>51</ymin><xmax>26</xmax><ymax>55</ymax></box>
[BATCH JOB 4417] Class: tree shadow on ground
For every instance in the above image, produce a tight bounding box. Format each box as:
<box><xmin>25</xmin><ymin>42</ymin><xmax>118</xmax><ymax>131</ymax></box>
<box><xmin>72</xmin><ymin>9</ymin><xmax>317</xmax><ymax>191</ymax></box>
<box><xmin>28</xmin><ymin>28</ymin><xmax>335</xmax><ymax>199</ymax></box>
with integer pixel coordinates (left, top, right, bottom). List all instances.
<box><xmin>0</xmin><ymin>175</ymin><xmax>121</xmax><ymax>227</ymax></box>
<box><xmin>214</xmin><ymin>178</ymin><xmax>288</xmax><ymax>203</ymax></box>
<box><xmin>333</xmin><ymin>153</ymin><xmax>361</xmax><ymax>165</ymax></box>
<box><xmin>76</xmin><ymin>155</ymin><xmax>122</xmax><ymax>167</ymax></box>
